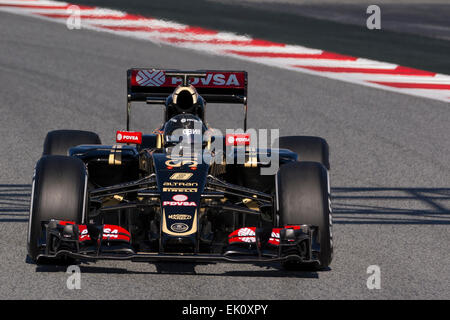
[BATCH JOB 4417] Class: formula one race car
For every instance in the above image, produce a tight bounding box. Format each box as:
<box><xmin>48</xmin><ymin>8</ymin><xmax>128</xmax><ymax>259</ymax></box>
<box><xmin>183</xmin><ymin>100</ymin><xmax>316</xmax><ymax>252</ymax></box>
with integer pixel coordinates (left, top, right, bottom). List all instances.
<box><xmin>27</xmin><ymin>68</ymin><xmax>333</xmax><ymax>270</ymax></box>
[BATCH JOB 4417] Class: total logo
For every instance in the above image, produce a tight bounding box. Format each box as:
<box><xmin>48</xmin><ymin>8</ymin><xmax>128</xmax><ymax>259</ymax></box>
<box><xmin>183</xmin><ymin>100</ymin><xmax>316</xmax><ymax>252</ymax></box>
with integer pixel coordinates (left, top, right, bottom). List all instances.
<box><xmin>162</xmin><ymin>194</ymin><xmax>197</xmax><ymax>207</ymax></box>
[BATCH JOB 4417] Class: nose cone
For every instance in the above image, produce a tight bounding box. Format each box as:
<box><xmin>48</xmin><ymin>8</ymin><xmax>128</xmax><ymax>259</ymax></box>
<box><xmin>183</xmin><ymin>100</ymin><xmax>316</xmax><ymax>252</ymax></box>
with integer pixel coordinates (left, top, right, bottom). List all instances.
<box><xmin>152</xmin><ymin>153</ymin><xmax>208</xmax><ymax>238</ymax></box>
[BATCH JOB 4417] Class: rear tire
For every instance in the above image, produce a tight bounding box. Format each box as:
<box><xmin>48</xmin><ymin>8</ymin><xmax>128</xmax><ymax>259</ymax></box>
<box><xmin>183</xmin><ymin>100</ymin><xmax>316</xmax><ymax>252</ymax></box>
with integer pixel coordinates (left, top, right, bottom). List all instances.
<box><xmin>277</xmin><ymin>161</ymin><xmax>333</xmax><ymax>270</ymax></box>
<box><xmin>27</xmin><ymin>156</ymin><xmax>88</xmax><ymax>262</ymax></box>
<box><xmin>278</xmin><ymin>136</ymin><xmax>330</xmax><ymax>170</ymax></box>
<box><xmin>43</xmin><ymin>129</ymin><xmax>101</xmax><ymax>156</ymax></box>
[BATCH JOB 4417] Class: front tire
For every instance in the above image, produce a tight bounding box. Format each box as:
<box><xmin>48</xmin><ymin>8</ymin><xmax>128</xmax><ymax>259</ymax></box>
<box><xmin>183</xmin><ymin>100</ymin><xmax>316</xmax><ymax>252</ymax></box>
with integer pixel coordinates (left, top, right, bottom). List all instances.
<box><xmin>277</xmin><ymin>161</ymin><xmax>333</xmax><ymax>269</ymax></box>
<box><xmin>278</xmin><ymin>136</ymin><xmax>330</xmax><ymax>170</ymax></box>
<box><xmin>43</xmin><ymin>129</ymin><xmax>101</xmax><ymax>156</ymax></box>
<box><xmin>27</xmin><ymin>156</ymin><xmax>88</xmax><ymax>262</ymax></box>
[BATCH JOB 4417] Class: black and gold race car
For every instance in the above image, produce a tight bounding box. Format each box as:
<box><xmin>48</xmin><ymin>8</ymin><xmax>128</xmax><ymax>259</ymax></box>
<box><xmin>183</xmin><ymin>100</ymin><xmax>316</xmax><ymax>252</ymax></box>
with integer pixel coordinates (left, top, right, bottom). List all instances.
<box><xmin>27</xmin><ymin>68</ymin><xmax>333</xmax><ymax>270</ymax></box>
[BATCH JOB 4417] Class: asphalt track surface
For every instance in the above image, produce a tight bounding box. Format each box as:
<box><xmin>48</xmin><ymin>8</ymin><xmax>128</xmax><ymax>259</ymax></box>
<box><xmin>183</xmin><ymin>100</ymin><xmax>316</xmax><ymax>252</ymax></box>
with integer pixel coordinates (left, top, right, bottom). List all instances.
<box><xmin>69</xmin><ymin>0</ymin><xmax>450</xmax><ymax>75</ymax></box>
<box><xmin>0</xmin><ymin>8</ymin><xmax>449</xmax><ymax>300</ymax></box>
<box><xmin>212</xmin><ymin>0</ymin><xmax>450</xmax><ymax>41</ymax></box>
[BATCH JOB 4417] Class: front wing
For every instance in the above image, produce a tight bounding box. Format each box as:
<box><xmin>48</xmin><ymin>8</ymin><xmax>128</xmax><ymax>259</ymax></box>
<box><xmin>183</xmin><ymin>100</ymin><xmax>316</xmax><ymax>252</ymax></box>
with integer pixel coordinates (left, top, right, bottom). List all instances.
<box><xmin>36</xmin><ymin>220</ymin><xmax>319</xmax><ymax>265</ymax></box>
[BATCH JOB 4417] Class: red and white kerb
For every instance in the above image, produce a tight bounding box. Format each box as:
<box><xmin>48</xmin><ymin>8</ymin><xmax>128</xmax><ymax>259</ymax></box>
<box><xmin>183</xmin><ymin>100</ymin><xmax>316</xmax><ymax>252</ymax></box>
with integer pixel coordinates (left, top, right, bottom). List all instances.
<box><xmin>1</xmin><ymin>0</ymin><xmax>449</xmax><ymax>102</ymax></box>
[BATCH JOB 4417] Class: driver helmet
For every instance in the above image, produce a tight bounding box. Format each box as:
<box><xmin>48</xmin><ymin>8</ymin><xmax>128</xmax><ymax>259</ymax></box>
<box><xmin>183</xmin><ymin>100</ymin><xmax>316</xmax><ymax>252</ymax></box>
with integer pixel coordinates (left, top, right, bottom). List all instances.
<box><xmin>163</xmin><ymin>114</ymin><xmax>206</xmax><ymax>149</ymax></box>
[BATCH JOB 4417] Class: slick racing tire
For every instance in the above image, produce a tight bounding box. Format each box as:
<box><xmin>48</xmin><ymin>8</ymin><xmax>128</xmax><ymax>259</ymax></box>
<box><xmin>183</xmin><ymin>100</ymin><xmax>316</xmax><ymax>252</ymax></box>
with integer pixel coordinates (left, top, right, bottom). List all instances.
<box><xmin>43</xmin><ymin>129</ymin><xmax>101</xmax><ymax>156</ymax></box>
<box><xmin>27</xmin><ymin>156</ymin><xmax>88</xmax><ymax>262</ymax></box>
<box><xmin>278</xmin><ymin>136</ymin><xmax>330</xmax><ymax>170</ymax></box>
<box><xmin>276</xmin><ymin>161</ymin><xmax>333</xmax><ymax>270</ymax></box>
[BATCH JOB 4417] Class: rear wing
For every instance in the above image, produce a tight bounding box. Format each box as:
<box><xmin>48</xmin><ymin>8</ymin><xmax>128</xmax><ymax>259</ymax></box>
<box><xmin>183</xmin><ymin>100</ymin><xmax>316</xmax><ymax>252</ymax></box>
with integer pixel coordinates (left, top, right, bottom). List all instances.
<box><xmin>127</xmin><ymin>68</ymin><xmax>247</xmax><ymax>103</ymax></box>
<box><xmin>126</xmin><ymin>68</ymin><xmax>248</xmax><ymax>130</ymax></box>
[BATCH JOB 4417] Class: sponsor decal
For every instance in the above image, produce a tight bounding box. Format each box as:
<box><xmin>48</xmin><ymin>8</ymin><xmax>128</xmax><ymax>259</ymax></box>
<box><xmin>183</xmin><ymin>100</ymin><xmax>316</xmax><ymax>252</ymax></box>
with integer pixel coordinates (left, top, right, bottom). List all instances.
<box><xmin>162</xmin><ymin>194</ymin><xmax>197</xmax><ymax>207</ymax></box>
<box><xmin>162</xmin><ymin>208</ymin><xmax>198</xmax><ymax>236</ymax></box>
<box><xmin>162</xmin><ymin>187</ymin><xmax>197</xmax><ymax>193</ymax></box>
<box><xmin>163</xmin><ymin>182</ymin><xmax>198</xmax><ymax>187</ymax></box>
<box><xmin>170</xmin><ymin>72</ymin><xmax>242</xmax><ymax>87</ymax></box>
<box><xmin>162</xmin><ymin>201</ymin><xmax>197</xmax><ymax>207</ymax></box>
<box><xmin>228</xmin><ymin>226</ymin><xmax>301</xmax><ymax>245</ymax></box>
<box><xmin>132</xmin><ymin>71</ymin><xmax>244</xmax><ymax>89</ymax></box>
<box><xmin>78</xmin><ymin>225</ymin><xmax>91</xmax><ymax>241</ymax></box>
<box><xmin>102</xmin><ymin>225</ymin><xmax>131</xmax><ymax>242</ymax></box>
<box><xmin>172</xmin><ymin>194</ymin><xmax>188</xmax><ymax>202</ymax></box>
<box><xmin>135</xmin><ymin>70</ymin><xmax>165</xmax><ymax>87</ymax></box>
<box><xmin>225</xmin><ymin>134</ymin><xmax>251</xmax><ymax>146</ymax></box>
<box><xmin>180</xmin><ymin>118</ymin><xmax>201</xmax><ymax>123</ymax></box>
<box><xmin>170</xmin><ymin>172</ymin><xmax>193</xmax><ymax>180</ymax></box>
<box><xmin>116</xmin><ymin>131</ymin><xmax>142</xmax><ymax>144</ymax></box>
<box><xmin>165</xmin><ymin>159</ymin><xmax>198</xmax><ymax>168</ymax></box>
<box><xmin>168</xmin><ymin>214</ymin><xmax>192</xmax><ymax>220</ymax></box>
<box><xmin>236</xmin><ymin>227</ymin><xmax>256</xmax><ymax>243</ymax></box>
<box><xmin>182</xmin><ymin>129</ymin><xmax>201</xmax><ymax>135</ymax></box>
<box><xmin>170</xmin><ymin>223</ymin><xmax>189</xmax><ymax>233</ymax></box>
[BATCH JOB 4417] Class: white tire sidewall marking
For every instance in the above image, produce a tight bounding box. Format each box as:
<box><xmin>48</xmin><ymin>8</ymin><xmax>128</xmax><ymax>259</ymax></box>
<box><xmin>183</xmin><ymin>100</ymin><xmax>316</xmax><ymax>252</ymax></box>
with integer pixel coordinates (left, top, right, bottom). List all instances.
<box><xmin>27</xmin><ymin>168</ymin><xmax>36</xmax><ymax>247</ymax></box>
